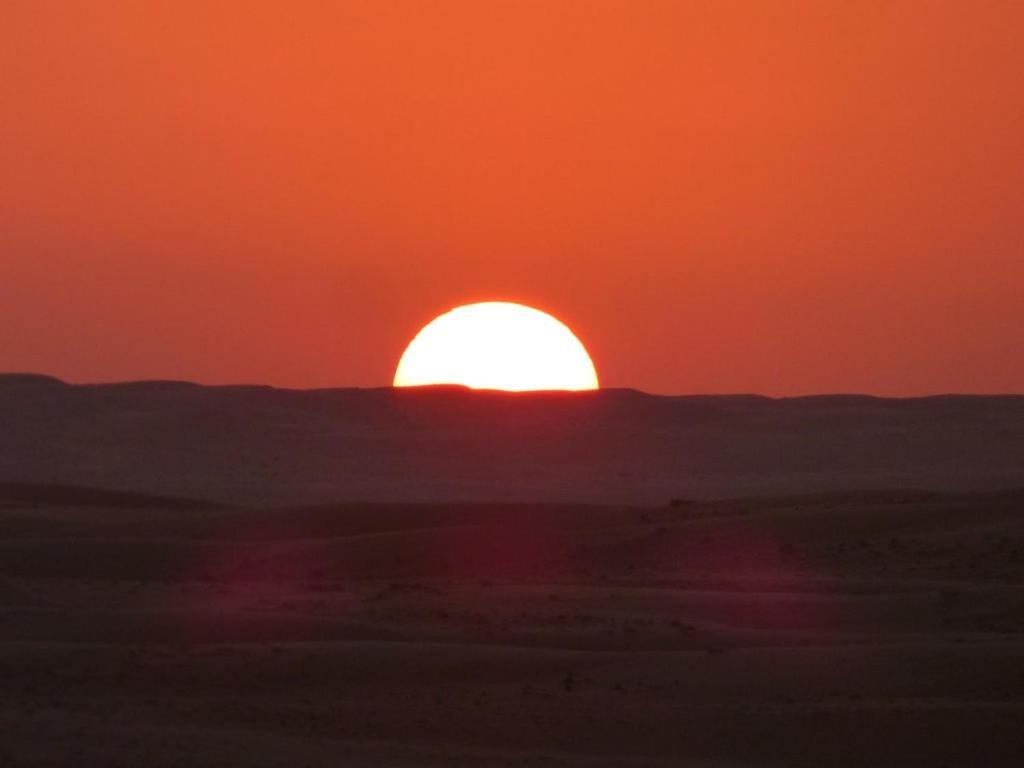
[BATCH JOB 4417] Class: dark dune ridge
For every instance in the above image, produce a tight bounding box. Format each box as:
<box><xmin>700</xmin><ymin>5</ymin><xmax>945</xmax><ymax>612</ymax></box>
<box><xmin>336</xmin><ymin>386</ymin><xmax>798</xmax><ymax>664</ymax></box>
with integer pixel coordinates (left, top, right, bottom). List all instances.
<box><xmin>2</xmin><ymin>373</ymin><xmax>1024</xmax><ymax>505</ymax></box>
<box><xmin>0</xmin><ymin>484</ymin><xmax>1022</xmax><ymax>766</ymax></box>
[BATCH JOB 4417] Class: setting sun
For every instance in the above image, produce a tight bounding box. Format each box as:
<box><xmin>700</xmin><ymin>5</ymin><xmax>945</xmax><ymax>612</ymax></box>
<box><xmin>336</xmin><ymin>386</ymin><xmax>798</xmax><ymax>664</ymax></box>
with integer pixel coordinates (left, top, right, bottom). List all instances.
<box><xmin>394</xmin><ymin>302</ymin><xmax>599</xmax><ymax>391</ymax></box>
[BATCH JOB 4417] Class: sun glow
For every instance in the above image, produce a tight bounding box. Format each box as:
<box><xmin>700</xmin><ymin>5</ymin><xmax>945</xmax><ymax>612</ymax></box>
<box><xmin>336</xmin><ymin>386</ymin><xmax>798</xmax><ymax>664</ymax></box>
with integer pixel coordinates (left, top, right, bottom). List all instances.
<box><xmin>394</xmin><ymin>302</ymin><xmax>599</xmax><ymax>392</ymax></box>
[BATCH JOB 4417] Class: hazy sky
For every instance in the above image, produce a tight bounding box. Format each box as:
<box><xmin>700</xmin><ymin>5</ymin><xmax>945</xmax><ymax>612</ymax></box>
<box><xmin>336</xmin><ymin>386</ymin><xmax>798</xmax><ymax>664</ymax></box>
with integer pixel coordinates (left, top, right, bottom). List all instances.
<box><xmin>2</xmin><ymin>1</ymin><xmax>1022</xmax><ymax>394</ymax></box>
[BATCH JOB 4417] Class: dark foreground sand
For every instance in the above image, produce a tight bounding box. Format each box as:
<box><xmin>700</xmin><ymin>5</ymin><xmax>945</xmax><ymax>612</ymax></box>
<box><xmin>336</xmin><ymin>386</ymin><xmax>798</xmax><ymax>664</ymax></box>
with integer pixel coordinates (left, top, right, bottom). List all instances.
<box><xmin>0</xmin><ymin>484</ymin><xmax>1022</xmax><ymax>766</ymax></box>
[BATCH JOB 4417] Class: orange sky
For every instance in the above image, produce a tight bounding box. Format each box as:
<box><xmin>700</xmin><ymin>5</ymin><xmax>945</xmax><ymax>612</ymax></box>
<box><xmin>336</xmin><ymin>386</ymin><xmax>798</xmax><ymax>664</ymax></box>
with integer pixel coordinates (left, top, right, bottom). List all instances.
<box><xmin>2</xmin><ymin>1</ymin><xmax>1022</xmax><ymax>395</ymax></box>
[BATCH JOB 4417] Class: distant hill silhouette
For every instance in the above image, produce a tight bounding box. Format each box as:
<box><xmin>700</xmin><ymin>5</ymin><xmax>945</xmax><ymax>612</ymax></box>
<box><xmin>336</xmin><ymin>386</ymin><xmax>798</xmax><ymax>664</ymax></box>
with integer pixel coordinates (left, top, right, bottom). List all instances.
<box><xmin>1</xmin><ymin>373</ymin><xmax>1023</xmax><ymax>505</ymax></box>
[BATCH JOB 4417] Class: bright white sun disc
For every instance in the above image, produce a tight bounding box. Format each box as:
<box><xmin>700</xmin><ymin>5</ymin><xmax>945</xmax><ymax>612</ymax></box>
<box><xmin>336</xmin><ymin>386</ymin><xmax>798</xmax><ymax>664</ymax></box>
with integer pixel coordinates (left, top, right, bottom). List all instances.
<box><xmin>393</xmin><ymin>302</ymin><xmax>599</xmax><ymax>392</ymax></box>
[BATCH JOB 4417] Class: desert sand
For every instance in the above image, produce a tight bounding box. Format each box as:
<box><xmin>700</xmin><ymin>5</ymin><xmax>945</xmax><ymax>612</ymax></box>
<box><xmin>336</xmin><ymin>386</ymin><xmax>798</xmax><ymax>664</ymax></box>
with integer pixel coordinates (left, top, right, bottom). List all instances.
<box><xmin>2</xmin><ymin>374</ymin><xmax>1023</xmax><ymax>765</ymax></box>
<box><xmin>1</xmin><ymin>481</ymin><xmax>1022</xmax><ymax>766</ymax></box>
<box><xmin>2</xmin><ymin>374</ymin><xmax>1024</xmax><ymax>505</ymax></box>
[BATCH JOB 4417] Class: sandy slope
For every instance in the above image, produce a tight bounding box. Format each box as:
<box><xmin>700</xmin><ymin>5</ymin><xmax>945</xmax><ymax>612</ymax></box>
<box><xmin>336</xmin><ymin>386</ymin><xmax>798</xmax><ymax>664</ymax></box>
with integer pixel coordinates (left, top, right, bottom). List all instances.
<box><xmin>0</xmin><ymin>485</ymin><xmax>1022</xmax><ymax>766</ymax></box>
<box><xmin>3</xmin><ymin>374</ymin><xmax>1024</xmax><ymax>504</ymax></box>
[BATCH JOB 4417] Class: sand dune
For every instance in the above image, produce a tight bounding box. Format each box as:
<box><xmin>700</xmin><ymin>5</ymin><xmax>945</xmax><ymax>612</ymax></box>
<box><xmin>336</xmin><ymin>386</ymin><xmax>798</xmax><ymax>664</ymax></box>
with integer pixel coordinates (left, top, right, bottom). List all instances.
<box><xmin>0</xmin><ymin>484</ymin><xmax>1022</xmax><ymax>765</ymax></box>
<box><xmin>3</xmin><ymin>377</ymin><xmax>1023</xmax><ymax>765</ymax></box>
<box><xmin>2</xmin><ymin>374</ymin><xmax>1024</xmax><ymax>504</ymax></box>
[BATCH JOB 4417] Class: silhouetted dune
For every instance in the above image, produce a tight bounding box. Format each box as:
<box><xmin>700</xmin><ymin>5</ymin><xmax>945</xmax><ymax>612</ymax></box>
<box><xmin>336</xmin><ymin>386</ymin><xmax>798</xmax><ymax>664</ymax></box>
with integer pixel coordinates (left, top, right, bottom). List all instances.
<box><xmin>0</xmin><ymin>373</ymin><xmax>68</xmax><ymax>389</ymax></box>
<box><xmin>2</xmin><ymin>375</ymin><xmax>1023</xmax><ymax>505</ymax></box>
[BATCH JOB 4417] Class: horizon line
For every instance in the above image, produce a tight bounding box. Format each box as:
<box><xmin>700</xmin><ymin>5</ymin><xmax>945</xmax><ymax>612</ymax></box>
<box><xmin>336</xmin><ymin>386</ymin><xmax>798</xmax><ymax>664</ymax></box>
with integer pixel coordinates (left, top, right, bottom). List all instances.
<box><xmin>2</xmin><ymin>371</ymin><xmax>1023</xmax><ymax>401</ymax></box>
